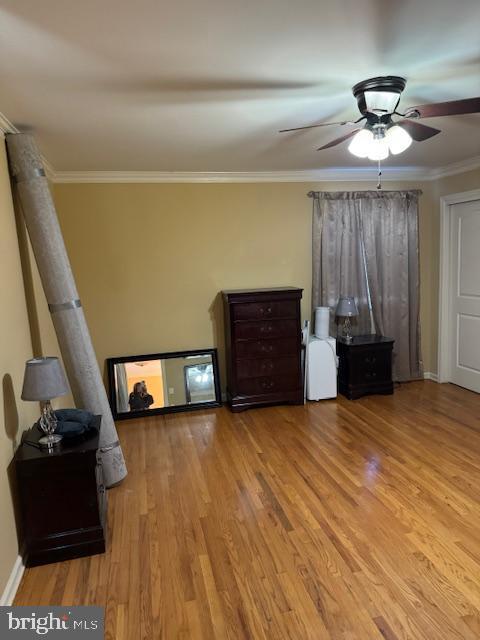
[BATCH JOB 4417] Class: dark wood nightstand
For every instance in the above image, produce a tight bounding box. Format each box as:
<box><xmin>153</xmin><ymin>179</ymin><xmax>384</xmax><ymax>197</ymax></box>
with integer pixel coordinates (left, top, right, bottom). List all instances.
<box><xmin>8</xmin><ymin>415</ymin><xmax>106</xmax><ymax>567</ymax></box>
<box><xmin>337</xmin><ymin>335</ymin><xmax>394</xmax><ymax>399</ymax></box>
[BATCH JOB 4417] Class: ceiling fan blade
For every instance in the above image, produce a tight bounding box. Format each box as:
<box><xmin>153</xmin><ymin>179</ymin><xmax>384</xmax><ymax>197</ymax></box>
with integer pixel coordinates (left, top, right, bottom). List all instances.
<box><xmin>279</xmin><ymin>116</ymin><xmax>364</xmax><ymax>133</ymax></box>
<box><xmin>405</xmin><ymin>97</ymin><xmax>480</xmax><ymax>119</ymax></box>
<box><xmin>396</xmin><ymin>119</ymin><xmax>441</xmax><ymax>141</ymax></box>
<box><xmin>317</xmin><ymin>128</ymin><xmax>361</xmax><ymax>150</ymax></box>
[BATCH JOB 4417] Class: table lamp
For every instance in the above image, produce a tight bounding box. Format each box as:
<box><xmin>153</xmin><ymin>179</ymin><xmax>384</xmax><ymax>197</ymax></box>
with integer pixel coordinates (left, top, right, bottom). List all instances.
<box><xmin>21</xmin><ymin>357</ymin><xmax>69</xmax><ymax>447</ymax></box>
<box><xmin>336</xmin><ymin>297</ymin><xmax>358</xmax><ymax>343</ymax></box>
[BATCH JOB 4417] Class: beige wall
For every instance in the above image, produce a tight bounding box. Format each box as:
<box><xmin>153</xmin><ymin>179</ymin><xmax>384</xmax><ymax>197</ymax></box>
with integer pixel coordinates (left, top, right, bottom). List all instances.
<box><xmin>0</xmin><ymin>137</ymin><xmax>38</xmax><ymax>597</ymax></box>
<box><xmin>52</xmin><ymin>179</ymin><xmax>437</xmax><ymax>383</ymax></box>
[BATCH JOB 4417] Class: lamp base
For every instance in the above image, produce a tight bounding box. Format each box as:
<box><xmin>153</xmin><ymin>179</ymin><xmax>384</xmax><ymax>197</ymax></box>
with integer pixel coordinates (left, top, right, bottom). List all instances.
<box><xmin>342</xmin><ymin>317</ymin><xmax>354</xmax><ymax>343</ymax></box>
<box><xmin>39</xmin><ymin>433</ymin><xmax>63</xmax><ymax>448</ymax></box>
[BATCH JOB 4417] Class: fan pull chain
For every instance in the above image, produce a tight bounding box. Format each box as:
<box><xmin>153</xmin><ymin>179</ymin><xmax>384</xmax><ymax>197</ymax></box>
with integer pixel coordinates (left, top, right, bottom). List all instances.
<box><xmin>376</xmin><ymin>160</ymin><xmax>382</xmax><ymax>190</ymax></box>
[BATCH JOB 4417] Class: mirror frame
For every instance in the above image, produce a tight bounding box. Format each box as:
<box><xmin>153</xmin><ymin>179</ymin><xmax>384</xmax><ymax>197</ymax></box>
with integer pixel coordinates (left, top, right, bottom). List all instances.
<box><xmin>107</xmin><ymin>348</ymin><xmax>222</xmax><ymax>420</ymax></box>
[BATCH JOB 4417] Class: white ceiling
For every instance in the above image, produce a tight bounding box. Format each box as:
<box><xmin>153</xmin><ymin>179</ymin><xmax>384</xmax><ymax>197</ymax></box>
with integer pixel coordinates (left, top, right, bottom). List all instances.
<box><xmin>0</xmin><ymin>0</ymin><xmax>479</xmax><ymax>172</ymax></box>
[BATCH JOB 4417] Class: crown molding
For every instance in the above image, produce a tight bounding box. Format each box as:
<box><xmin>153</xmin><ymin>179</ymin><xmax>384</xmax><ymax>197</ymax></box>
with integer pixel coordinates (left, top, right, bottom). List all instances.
<box><xmin>2</xmin><ymin>111</ymin><xmax>479</xmax><ymax>184</ymax></box>
<box><xmin>8</xmin><ymin>157</ymin><xmax>480</xmax><ymax>186</ymax></box>
<box><xmin>427</xmin><ymin>155</ymin><xmax>480</xmax><ymax>180</ymax></box>
<box><xmin>0</xmin><ymin>111</ymin><xmax>19</xmax><ymax>134</ymax></box>
<box><xmin>51</xmin><ymin>166</ymin><xmax>433</xmax><ymax>184</ymax></box>
<box><xmin>0</xmin><ymin>112</ymin><xmax>56</xmax><ymax>181</ymax></box>
<box><xmin>47</xmin><ymin>157</ymin><xmax>480</xmax><ymax>184</ymax></box>
<box><xmin>41</xmin><ymin>157</ymin><xmax>56</xmax><ymax>182</ymax></box>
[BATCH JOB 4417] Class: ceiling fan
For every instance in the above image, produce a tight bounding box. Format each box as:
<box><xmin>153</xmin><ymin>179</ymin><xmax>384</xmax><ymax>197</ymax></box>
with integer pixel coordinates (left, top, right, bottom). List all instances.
<box><xmin>279</xmin><ymin>76</ymin><xmax>480</xmax><ymax>161</ymax></box>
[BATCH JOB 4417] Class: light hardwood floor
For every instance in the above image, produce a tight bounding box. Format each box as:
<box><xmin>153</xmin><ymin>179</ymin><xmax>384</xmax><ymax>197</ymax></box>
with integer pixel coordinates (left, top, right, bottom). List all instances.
<box><xmin>14</xmin><ymin>381</ymin><xmax>480</xmax><ymax>639</ymax></box>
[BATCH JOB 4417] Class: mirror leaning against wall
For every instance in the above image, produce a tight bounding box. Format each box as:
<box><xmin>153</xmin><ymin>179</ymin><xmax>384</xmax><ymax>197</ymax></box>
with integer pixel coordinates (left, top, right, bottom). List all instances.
<box><xmin>107</xmin><ymin>349</ymin><xmax>222</xmax><ymax>420</ymax></box>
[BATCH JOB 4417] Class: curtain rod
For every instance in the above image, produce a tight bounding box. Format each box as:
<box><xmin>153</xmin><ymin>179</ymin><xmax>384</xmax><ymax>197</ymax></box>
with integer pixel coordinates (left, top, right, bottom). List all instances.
<box><xmin>307</xmin><ymin>189</ymin><xmax>422</xmax><ymax>199</ymax></box>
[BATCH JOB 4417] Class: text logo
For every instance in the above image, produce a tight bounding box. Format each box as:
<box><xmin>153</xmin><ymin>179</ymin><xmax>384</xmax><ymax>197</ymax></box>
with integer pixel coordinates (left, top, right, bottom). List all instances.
<box><xmin>0</xmin><ymin>607</ymin><xmax>104</xmax><ymax>638</ymax></box>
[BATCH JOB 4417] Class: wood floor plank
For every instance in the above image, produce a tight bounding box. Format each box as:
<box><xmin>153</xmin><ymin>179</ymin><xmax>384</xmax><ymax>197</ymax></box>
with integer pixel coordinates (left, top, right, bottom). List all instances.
<box><xmin>13</xmin><ymin>381</ymin><xmax>480</xmax><ymax>639</ymax></box>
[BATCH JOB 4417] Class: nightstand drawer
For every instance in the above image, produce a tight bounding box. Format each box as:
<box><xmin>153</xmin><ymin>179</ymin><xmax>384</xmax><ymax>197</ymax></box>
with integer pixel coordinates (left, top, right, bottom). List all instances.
<box><xmin>234</xmin><ymin>319</ymin><xmax>298</xmax><ymax>340</ymax></box>
<box><xmin>349</xmin><ymin>349</ymin><xmax>391</xmax><ymax>383</ymax></box>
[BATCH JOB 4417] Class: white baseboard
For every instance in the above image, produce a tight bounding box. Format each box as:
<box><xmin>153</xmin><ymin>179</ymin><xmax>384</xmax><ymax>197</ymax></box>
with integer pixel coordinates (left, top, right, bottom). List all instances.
<box><xmin>424</xmin><ymin>371</ymin><xmax>439</xmax><ymax>382</ymax></box>
<box><xmin>0</xmin><ymin>555</ymin><xmax>25</xmax><ymax>606</ymax></box>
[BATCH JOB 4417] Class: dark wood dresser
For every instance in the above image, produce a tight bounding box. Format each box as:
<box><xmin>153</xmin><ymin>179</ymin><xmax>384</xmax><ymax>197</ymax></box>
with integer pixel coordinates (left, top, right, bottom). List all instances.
<box><xmin>8</xmin><ymin>415</ymin><xmax>106</xmax><ymax>567</ymax></box>
<box><xmin>222</xmin><ymin>288</ymin><xmax>303</xmax><ymax>411</ymax></box>
<box><xmin>337</xmin><ymin>335</ymin><xmax>394</xmax><ymax>399</ymax></box>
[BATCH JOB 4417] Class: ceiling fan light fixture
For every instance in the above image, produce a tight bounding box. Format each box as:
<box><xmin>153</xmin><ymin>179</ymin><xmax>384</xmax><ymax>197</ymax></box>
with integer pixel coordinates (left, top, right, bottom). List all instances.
<box><xmin>386</xmin><ymin>124</ymin><xmax>413</xmax><ymax>154</ymax></box>
<box><xmin>347</xmin><ymin>128</ymin><xmax>374</xmax><ymax>158</ymax></box>
<box><xmin>367</xmin><ymin>135</ymin><xmax>389</xmax><ymax>161</ymax></box>
<box><xmin>364</xmin><ymin>90</ymin><xmax>401</xmax><ymax>115</ymax></box>
<box><xmin>352</xmin><ymin>76</ymin><xmax>406</xmax><ymax>115</ymax></box>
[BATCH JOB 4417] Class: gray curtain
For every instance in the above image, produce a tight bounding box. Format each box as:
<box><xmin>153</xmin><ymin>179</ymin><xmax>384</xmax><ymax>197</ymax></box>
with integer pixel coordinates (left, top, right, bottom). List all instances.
<box><xmin>359</xmin><ymin>191</ymin><xmax>423</xmax><ymax>381</ymax></box>
<box><xmin>312</xmin><ymin>194</ymin><xmax>373</xmax><ymax>337</ymax></box>
<box><xmin>311</xmin><ymin>190</ymin><xmax>423</xmax><ymax>381</ymax></box>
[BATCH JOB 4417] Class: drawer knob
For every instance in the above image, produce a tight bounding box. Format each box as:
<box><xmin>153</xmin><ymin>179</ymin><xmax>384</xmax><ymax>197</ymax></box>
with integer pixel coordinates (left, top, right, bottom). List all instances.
<box><xmin>261</xmin><ymin>380</ymin><xmax>275</xmax><ymax>390</ymax></box>
<box><xmin>260</xmin><ymin>325</ymin><xmax>273</xmax><ymax>333</ymax></box>
<box><xmin>260</xmin><ymin>307</ymin><xmax>273</xmax><ymax>315</ymax></box>
<box><xmin>260</xmin><ymin>344</ymin><xmax>274</xmax><ymax>353</ymax></box>
<box><xmin>365</xmin><ymin>356</ymin><xmax>377</xmax><ymax>364</ymax></box>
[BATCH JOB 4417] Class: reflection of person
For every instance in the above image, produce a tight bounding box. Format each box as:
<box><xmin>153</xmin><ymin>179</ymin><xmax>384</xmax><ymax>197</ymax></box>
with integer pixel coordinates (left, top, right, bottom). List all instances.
<box><xmin>128</xmin><ymin>381</ymin><xmax>154</xmax><ymax>411</ymax></box>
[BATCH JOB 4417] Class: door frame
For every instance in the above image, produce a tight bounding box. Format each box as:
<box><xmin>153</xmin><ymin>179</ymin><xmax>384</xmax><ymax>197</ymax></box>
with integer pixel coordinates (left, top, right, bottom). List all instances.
<box><xmin>438</xmin><ymin>189</ymin><xmax>480</xmax><ymax>383</ymax></box>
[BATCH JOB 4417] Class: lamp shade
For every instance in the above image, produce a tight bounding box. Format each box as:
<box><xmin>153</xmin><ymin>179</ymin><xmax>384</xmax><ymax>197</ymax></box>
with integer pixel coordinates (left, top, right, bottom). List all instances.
<box><xmin>336</xmin><ymin>297</ymin><xmax>359</xmax><ymax>317</ymax></box>
<box><xmin>21</xmin><ymin>357</ymin><xmax>69</xmax><ymax>402</ymax></box>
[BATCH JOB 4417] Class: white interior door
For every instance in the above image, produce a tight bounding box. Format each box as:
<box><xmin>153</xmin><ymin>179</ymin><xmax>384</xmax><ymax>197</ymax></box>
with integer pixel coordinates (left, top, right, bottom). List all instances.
<box><xmin>449</xmin><ymin>199</ymin><xmax>480</xmax><ymax>392</ymax></box>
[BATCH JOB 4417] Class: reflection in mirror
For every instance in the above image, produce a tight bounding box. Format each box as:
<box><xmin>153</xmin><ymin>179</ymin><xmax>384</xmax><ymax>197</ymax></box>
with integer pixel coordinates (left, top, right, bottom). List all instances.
<box><xmin>108</xmin><ymin>349</ymin><xmax>221</xmax><ymax>419</ymax></box>
<box><xmin>184</xmin><ymin>363</ymin><xmax>214</xmax><ymax>404</ymax></box>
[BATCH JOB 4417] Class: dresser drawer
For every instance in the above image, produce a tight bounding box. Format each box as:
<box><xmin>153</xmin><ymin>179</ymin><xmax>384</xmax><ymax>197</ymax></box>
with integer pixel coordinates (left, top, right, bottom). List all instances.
<box><xmin>235</xmin><ymin>337</ymin><xmax>298</xmax><ymax>359</ymax></box>
<box><xmin>236</xmin><ymin>374</ymin><xmax>300</xmax><ymax>396</ymax></box>
<box><xmin>236</xmin><ymin>356</ymin><xmax>299</xmax><ymax>380</ymax></box>
<box><xmin>234</xmin><ymin>319</ymin><xmax>298</xmax><ymax>340</ymax></box>
<box><xmin>232</xmin><ymin>300</ymin><xmax>297</xmax><ymax>322</ymax></box>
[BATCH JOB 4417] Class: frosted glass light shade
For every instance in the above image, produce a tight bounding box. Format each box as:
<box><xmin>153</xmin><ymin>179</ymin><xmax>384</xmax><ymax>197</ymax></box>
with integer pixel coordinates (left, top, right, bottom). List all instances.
<box><xmin>386</xmin><ymin>124</ymin><xmax>413</xmax><ymax>154</ymax></box>
<box><xmin>364</xmin><ymin>90</ymin><xmax>400</xmax><ymax>114</ymax></box>
<box><xmin>348</xmin><ymin>129</ymin><xmax>374</xmax><ymax>158</ymax></box>
<box><xmin>367</xmin><ymin>136</ymin><xmax>389</xmax><ymax>161</ymax></box>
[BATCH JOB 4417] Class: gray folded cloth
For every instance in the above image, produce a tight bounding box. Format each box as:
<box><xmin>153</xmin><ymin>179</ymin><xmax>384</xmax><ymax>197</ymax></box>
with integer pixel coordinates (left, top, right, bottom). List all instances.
<box><xmin>55</xmin><ymin>420</ymin><xmax>88</xmax><ymax>436</ymax></box>
<box><xmin>54</xmin><ymin>408</ymin><xmax>93</xmax><ymax>425</ymax></box>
